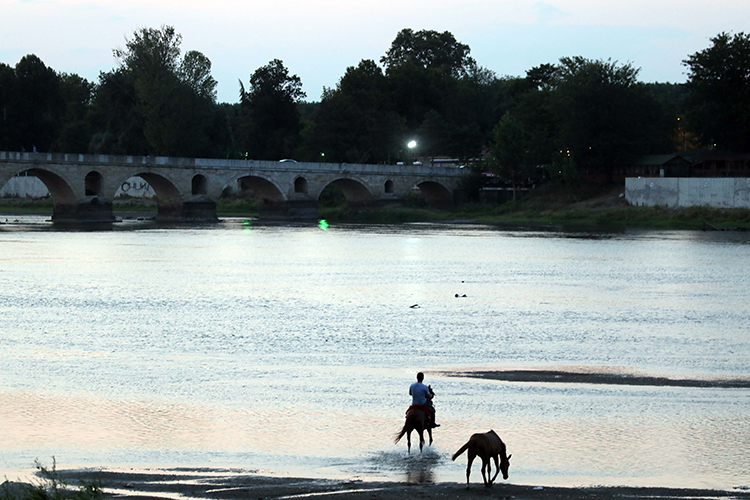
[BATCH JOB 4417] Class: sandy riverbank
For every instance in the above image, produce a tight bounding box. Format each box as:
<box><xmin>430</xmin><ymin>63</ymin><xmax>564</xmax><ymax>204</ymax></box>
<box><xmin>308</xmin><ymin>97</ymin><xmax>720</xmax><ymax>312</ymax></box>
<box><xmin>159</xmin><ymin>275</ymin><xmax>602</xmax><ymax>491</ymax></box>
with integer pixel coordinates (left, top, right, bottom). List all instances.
<box><xmin>16</xmin><ymin>468</ymin><xmax>749</xmax><ymax>500</ymax></box>
<box><xmin>445</xmin><ymin>369</ymin><xmax>750</xmax><ymax>388</ymax></box>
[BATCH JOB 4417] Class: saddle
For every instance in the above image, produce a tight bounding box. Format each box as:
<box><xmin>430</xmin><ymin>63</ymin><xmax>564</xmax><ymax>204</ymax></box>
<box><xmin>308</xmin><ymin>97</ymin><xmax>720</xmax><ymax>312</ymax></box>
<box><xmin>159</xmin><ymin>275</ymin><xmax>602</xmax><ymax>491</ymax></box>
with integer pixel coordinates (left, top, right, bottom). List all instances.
<box><xmin>407</xmin><ymin>404</ymin><xmax>432</xmax><ymax>419</ymax></box>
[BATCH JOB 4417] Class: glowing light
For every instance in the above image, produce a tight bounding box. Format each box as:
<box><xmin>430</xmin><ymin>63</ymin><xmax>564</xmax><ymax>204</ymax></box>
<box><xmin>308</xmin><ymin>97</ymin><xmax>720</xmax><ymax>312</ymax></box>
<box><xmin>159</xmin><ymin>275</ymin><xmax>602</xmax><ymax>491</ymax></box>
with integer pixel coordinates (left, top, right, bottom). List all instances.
<box><xmin>407</xmin><ymin>140</ymin><xmax>417</xmax><ymax>149</ymax></box>
<box><xmin>318</xmin><ymin>219</ymin><xmax>329</xmax><ymax>231</ymax></box>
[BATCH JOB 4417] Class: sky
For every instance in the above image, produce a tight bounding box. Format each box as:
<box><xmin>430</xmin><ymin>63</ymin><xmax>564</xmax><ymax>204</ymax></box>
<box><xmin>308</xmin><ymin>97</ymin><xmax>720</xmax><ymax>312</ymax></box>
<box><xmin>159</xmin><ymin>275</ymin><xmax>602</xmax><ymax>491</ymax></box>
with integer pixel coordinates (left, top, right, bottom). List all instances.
<box><xmin>1</xmin><ymin>0</ymin><xmax>748</xmax><ymax>104</ymax></box>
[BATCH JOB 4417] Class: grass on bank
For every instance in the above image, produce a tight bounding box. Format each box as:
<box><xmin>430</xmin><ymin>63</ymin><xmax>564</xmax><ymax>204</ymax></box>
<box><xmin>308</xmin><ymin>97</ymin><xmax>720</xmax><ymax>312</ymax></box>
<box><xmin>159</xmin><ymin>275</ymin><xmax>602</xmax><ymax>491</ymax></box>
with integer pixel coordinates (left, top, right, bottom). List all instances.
<box><xmin>319</xmin><ymin>184</ymin><xmax>750</xmax><ymax>230</ymax></box>
<box><xmin>457</xmin><ymin>184</ymin><xmax>750</xmax><ymax>230</ymax></box>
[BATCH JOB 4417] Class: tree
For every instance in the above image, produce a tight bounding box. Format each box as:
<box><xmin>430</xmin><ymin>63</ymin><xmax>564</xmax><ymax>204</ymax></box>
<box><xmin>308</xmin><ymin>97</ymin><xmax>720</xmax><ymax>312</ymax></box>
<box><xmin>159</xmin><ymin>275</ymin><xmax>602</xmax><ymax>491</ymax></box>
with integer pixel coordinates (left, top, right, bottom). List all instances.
<box><xmin>0</xmin><ymin>62</ymin><xmax>19</xmax><ymax>150</ymax></box>
<box><xmin>100</xmin><ymin>25</ymin><xmax>223</xmax><ymax>157</ymax></box>
<box><xmin>312</xmin><ymin>59</ymin><xmax>404</xmax><ymax>163</ymax></box>
<box><xmin>552</xmin><ymin>57</ymin><xmax>671</xmax><ymax>180</ymax></box>
<box><xmin>683</xmin><ymin>31</ymin><xmax>750</xmax><ymax>151</ymax></box>
<box><xmin>490</xmin><ymin>58</ymin><xmax>672</xmax><ymax>184</ymax></box>
<box><xmin>55</xmin><ymin>72</ymin><xmax>95</xmax><ymax>153</ymax></box>
<box><xmin>237</xmin><ymin>59</ymin><xmax>305</xmax><ymax>160</ymax></box>
<box><xmin>379</xmin><ymin>29</ymin><xmax>500</xmax><ymax>160</ymax></box>
<box><xmin>13</xmin><ymin>54</ymin><xmax>64</xmax><ymax>152</ymax></box>
<box><xmin>381</xmin><ymin>28</ymin><xmax>477</xmax><ymax>77</ymax></box>
<box><xmin>179</xmin><ymin>50</ymin><xmax>218</xmax><ymax>101</ymax></box>
<box><xmin>89</xmin><ymin>68</ymin><xmax>149</xmax><ymax>155</ymax></box>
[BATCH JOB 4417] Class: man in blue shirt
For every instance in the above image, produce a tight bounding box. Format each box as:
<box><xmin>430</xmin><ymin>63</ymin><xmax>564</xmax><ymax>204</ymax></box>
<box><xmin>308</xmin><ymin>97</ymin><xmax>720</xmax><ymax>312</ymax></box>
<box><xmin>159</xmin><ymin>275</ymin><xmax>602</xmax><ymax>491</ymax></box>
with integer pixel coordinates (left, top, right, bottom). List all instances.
<box><xmin>409</xmin><ymin>372</ymin><xmax>439</xmax><ymax>428</ymax></box>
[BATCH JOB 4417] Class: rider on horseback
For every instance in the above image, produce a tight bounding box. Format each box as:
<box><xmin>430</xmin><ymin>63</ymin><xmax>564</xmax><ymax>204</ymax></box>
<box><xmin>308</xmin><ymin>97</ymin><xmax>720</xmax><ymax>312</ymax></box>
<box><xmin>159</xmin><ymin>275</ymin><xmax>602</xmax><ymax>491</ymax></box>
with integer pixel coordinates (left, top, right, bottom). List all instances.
<box><xmin>409</xmin><ymin>372</ymin><xmax>440</xmax><ymax>428</ymax></box>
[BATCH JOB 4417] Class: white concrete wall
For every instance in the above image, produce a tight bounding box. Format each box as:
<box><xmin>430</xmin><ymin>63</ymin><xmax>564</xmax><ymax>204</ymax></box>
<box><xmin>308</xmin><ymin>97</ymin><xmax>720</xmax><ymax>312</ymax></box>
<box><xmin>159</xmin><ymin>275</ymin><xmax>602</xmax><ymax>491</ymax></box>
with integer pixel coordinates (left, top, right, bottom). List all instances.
<box><xmin>626</xmin><ymin>177</ymin><xmax>750</xmax><ymax>208</ymax></box>
<box><xmin>0</xmin><ymin>176</ymin><xmax>49</xmax><ymax>197</ymax></box>
<box><xmin>1</xmin><ymin>176</ymin><xmax>156</xmax><ymax>199</ymax></box>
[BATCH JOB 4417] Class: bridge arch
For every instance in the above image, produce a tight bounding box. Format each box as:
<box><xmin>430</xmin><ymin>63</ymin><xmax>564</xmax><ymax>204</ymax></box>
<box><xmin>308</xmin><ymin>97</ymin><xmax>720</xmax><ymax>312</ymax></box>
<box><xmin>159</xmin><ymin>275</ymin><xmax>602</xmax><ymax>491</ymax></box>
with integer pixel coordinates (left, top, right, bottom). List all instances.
<box><xmin>414</xmin><ymin>180</ymin><xmax>454</xmax><ymax>209</ymax></box>
<box><xmin>320</xmin><ymin>178</ymin><xmax>373</xmax><ymax>205</ymax></box>
<box><xmin>1</xmin><ymin>167</ymin><xmax>74</xmax><ymax>218</ymax></box>
<box><xmin>231</xmin><ymin>174</ymin><xmax>286</xmax><ymax>206</ymax></box>
<box><xmin>384</xmin><ymin>179</ymin><xmax>394</xmax><ymax>194</ymax></box>
<box><xmin>114</xmin><ymin>171</ymin><xmax>182</xmax><ymax>220</ymax></box>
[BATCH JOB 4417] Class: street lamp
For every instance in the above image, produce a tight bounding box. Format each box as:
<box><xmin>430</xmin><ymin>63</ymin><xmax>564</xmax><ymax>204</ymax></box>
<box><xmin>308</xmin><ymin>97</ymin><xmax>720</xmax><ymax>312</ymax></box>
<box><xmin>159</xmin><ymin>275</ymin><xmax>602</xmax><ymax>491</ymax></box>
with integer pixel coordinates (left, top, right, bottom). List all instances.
<box><xmin>407</xmin><ymin>140</ymin><xmax>418</xmax><ymax>165</ymax></box>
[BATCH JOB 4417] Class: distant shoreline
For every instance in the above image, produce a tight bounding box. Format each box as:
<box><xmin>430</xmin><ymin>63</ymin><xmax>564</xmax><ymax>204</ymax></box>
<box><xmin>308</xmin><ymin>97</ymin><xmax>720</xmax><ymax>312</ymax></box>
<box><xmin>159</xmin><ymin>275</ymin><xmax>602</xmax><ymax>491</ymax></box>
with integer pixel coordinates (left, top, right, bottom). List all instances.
<box><xmin>2</xmin><ymin>192</ymin><xmax>750</xmax><ymax>231</ymax></box>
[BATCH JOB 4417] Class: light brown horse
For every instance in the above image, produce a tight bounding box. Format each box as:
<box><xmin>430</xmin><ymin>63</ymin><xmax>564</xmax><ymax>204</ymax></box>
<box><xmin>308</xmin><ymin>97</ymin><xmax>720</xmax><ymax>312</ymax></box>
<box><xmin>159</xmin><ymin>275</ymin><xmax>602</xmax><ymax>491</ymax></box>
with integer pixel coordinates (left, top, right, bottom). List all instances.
<box><xmin>394</xmin><ymin>406</ymin><xmax>433</xmax><ymax>453</ymax></box>
<box><xmin>451</xmin><ymin>430</ymin><xmax>511</xmax><ymax>488</ymax></box>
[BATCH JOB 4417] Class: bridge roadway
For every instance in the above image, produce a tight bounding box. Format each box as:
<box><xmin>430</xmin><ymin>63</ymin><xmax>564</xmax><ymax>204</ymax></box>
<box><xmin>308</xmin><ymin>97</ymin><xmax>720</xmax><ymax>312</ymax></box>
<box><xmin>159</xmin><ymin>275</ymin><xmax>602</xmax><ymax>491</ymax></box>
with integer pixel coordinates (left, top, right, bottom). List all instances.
<box><xmin>0</xmin><ymin>151</ymin><xmax>465</xmax><ymax>222</ymax></box>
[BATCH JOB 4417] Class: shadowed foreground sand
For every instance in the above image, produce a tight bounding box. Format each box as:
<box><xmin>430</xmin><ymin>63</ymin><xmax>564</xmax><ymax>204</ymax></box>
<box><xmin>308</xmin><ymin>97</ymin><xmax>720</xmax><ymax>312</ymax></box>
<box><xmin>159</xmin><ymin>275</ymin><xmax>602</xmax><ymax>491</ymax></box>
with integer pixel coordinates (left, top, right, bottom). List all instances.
<box><xmin>37</xmin><ymin>469</ymin><xmax>750</xmax><ymax>500</ymax></box>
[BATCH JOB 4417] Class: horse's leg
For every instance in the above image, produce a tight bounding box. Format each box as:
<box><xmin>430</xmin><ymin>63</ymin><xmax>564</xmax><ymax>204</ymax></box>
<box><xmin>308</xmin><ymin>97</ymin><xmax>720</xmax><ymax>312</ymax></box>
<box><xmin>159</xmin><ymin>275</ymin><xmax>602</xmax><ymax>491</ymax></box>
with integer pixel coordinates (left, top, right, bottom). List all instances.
<box><xmin>481</xmin><ymin>457</ymin><xmax>490</xmax><ymax>487</ymax></box>
<box><xmin>406</xmin><ymin>429</ymin><xmax>412</xmax><ymax>454</ymax></box>
<box><xmin>427</xmin><ymin>426</ymin><xmax>433</xmax><ymax>446</ymax></box>
<box><xmin>490</xmin><ymin>454</ymin><xmax>500</xmax><ymax>484</ymax></box>
<box><xmin>417</xmin><ymin>429</ymin><xmax>424</xmax><ymax>453</ymax></box>
<box><xmin>465</xmin><ymin>450</ymin><xmax>476</xmax><ymax>488</ymax></box>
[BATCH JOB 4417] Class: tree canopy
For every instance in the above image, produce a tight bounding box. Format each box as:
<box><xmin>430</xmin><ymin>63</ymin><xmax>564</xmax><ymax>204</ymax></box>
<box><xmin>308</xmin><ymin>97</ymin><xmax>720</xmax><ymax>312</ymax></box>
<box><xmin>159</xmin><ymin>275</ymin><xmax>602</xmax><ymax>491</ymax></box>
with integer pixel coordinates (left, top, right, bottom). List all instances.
<box><xmin>381</xmin><ymin>28</ymin><xmax>477</xmax><ymax>77</ymax></box>
<box><xmin>490</xmin><ymin>57</ymin><xmax>673</xmax><ymax>183</ymax></box>
<box><xmin>0</xmin><ymin>26</ymin><xmax>743</xmax><ymax>189</ymax></box>
<box><xmin>92</xmin><ymin>25</ymin><xmax>222</xmax><ymax>157</ymax></box>
<box><xmin>683</xmin><ymin>31</ymin><xmax>750</xmax><ymax>151</ymax></box>
<box><xmin>237</xmin><ymin>59</ymin><xmax>305</xmax><ymax>160</ymax></box>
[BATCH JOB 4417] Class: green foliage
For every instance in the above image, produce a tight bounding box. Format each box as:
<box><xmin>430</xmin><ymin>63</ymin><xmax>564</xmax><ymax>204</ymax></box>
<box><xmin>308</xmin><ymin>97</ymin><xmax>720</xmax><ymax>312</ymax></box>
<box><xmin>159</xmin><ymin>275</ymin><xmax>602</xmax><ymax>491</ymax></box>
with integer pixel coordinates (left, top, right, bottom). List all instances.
<box><xmin>0</xmin><ymin>61</ymin><xmax>19</xmax><ymax>150</ymax></box>
<box><xmin>683</xmin><ymin>31</ymin><xmax>750</xmax><ymax>151</ymax></box>
<box><xmin>490</xmin><ymin>57</ymin><xmax>672</xmax><ymax>184</ymax></box>
<box><xmin>10</xmin><ymin>55</ymin><xmax>65</xmax><ymax>152</ymax></box>
<box><xmin>553</xmin><ymin>57</ymin><xmax>671</xmax><ymax>178</ymax></box>
<box><xmin>178</xmin><ymin>50</ymin><xmax>218</xmax><ymax>101</ymax></box>
<box><xmin>96</xmin><ymin>25</ymin><xmax>223</xmax><ymax>157</ymax></box>
<box><xmin>1</xmin><ymin>25</ymin><xmax>746</xmax><ymax>181</ymax></box>
<box><xmin>381</xmin><ymin>28</ymin><xmax>477</xmax><ymax>77</ymax></box>
<box><xmin>88</xmin><ymin>69</ymin><xmax>149</xmax><ymax>154</ymax></box>
<box><xmin>312</xmin><ymin>59</ymin><xmax>404</xmax><ymax>163</ymax></box>
<box><xmin>237</xmin><ymin>59</ymin><xmax>305</xmax><ymax>160</ymax></box>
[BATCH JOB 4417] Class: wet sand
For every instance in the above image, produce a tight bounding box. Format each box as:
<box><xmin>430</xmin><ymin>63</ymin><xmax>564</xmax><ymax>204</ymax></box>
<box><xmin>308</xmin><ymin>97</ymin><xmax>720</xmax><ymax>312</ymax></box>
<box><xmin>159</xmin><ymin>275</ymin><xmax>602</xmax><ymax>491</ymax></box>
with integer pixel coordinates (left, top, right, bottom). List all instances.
<box><xmin>446</xmin><ymin>370</ymin><xmax>750</xmax><ymax>388</ymax></box>
<box><xmin>20</xmin><ymin>469</ymin><xmax>749</xmax><ymax>500</ymax></box>
<box><xmin>7</xmin><ymin>370</ymin><xmax>749</xmax><ymax>499</ymax></box>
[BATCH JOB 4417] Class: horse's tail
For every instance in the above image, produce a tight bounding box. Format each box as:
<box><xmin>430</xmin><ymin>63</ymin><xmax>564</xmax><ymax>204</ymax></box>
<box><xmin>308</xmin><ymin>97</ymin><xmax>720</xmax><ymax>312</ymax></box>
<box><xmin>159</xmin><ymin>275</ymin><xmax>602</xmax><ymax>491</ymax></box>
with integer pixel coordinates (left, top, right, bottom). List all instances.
<box><xmin>451</xmin><ymin>440</ymin><xmax>471</xmax><ymax>461</ymax></box>
<box><xmin>394</xmin><ymin>420</ymin><xmax>408</xmax><ymax>444</ymax></box>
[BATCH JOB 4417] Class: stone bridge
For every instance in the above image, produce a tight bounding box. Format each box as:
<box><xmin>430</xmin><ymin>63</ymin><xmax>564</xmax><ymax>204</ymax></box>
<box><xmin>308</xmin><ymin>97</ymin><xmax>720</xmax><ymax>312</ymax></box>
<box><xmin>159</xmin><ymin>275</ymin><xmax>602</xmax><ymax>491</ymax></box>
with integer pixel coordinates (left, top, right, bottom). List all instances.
<box><xmin>0</xmin><ymin>151</ymin><xmax>466</xmax><ymax>222</ymax></box>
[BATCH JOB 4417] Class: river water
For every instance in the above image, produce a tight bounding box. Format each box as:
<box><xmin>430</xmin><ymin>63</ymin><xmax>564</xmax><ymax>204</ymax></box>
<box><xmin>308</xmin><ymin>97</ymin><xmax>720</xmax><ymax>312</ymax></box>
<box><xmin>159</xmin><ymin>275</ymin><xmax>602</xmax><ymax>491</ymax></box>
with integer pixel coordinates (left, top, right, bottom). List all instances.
<box><xmin>1</xmin><ymin>216</ymin><xmax>749</xmax><ymax>490</ymax></box>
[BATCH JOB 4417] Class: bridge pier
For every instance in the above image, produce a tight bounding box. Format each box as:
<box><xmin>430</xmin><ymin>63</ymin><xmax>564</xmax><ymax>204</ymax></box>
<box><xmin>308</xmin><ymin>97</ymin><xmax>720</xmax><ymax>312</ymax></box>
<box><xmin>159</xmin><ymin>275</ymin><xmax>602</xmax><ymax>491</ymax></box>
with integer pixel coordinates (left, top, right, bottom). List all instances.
<box><xmin>258</xmin><ymin>199</ymin><xmax>318</xmax><ymax>221</ymax></box>
<box><xmin>52</xmin><ymin>196</ymin><xmax>116</xmax><ymax>223</ymax></box>
<box><xmin>181</xmin><ymin>195</ymin><xmax>218</xmax><ymax>221</ymax></box>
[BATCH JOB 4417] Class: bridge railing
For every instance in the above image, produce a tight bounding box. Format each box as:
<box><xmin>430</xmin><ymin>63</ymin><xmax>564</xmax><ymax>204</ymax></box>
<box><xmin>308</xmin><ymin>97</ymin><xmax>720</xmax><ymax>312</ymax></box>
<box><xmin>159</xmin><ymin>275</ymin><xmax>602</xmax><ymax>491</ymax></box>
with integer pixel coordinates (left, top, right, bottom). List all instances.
<box><xmin>1</xmin><ymin>151</ymin><xmax>464</xmax><ymax>177</ymax></box>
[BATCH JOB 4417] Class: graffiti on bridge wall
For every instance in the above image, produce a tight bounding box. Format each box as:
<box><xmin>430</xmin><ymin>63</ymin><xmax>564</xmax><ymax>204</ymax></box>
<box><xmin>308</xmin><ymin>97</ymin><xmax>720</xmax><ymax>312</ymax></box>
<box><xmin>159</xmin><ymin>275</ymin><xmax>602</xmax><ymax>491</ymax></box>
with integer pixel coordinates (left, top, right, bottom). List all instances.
<box><xmin>115</xmin><ymin>178</ymin><xmax>154</xmax><ymax>198</ymax></box>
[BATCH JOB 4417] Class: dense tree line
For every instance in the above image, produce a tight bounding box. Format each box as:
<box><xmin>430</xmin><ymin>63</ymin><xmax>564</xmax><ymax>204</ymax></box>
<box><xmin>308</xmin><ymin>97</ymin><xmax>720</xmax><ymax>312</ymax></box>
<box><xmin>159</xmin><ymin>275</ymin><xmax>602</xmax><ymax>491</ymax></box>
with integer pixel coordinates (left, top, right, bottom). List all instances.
<box><xmin>1</xmin><ymin>26</ymin><xmax>748</xmax><ymax>184</ymax></box>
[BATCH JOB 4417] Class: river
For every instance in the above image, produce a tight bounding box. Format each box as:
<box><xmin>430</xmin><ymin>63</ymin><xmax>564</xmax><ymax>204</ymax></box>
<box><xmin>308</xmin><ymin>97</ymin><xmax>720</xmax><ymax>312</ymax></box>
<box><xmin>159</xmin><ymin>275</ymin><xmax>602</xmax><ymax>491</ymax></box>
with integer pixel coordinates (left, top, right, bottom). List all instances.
<box><xmin>1</xmin><ymin>216</ymin><xmax>748</xmax><ymax>490</ymax></box>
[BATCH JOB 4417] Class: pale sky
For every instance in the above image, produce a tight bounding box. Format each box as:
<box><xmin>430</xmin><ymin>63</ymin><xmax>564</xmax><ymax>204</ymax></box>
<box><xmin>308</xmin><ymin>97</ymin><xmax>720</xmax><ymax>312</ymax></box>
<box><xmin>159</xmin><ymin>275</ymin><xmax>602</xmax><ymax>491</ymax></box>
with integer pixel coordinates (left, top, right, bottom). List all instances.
<box><xmin>1</xmin><ymin>0</ymin><xmax>747</xmax><ymax>103</ymax></box>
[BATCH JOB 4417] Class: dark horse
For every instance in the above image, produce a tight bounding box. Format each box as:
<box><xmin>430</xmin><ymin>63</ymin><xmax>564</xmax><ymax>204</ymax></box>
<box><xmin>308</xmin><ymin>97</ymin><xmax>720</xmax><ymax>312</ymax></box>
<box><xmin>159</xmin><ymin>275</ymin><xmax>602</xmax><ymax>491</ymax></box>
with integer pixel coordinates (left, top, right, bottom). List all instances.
<box><xmin>394</xmin><ymin>405</ymin><xmax>433</xmax><ymax>453</ymax></box>
<box><xmin>451</xmin><ymin>430</ymin><xmax>511</xmax><ymax>488</ymax></box>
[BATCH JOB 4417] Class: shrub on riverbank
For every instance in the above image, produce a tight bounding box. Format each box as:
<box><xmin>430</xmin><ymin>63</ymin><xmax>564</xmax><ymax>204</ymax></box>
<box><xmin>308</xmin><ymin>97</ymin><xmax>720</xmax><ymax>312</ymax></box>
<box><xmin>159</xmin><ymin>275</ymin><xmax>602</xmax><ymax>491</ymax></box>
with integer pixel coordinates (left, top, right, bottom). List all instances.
<box><xmin>1</xmin><ymin>460</ymin><xmax>101</xmax><ymax>500</ymax></box>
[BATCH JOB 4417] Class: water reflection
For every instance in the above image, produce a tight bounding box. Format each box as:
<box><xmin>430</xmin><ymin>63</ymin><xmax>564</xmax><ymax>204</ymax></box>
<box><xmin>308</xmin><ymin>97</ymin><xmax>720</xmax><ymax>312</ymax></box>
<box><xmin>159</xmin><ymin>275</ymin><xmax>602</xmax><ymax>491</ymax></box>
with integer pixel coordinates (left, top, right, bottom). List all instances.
<box><xmin>364</xmin><ymin>450</ymin><xmax>439</xmax><ymax>484</ymax></box>
<box><xmin>1</xmin><ymin>224</ymin><xmax>749</xmax><ymax>489</ymax></box>
<box><xmin>403</xmin><ymin>452</ymin><xmax>439</xmax><ymax>484</ymax></box>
